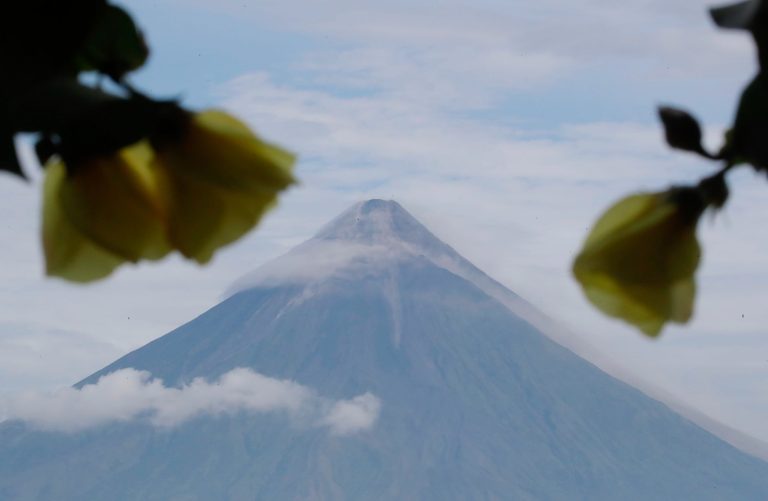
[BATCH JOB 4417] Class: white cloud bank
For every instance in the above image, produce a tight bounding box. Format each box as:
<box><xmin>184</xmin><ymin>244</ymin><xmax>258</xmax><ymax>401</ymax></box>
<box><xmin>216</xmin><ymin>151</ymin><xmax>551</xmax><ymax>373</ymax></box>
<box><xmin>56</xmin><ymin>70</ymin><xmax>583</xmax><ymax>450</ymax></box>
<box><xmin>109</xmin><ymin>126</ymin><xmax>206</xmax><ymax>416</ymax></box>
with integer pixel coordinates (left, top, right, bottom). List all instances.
<box><xmin>0</xmin><ymin>368</ymin><xmax>381</xmax><ymax>436</ymax></box>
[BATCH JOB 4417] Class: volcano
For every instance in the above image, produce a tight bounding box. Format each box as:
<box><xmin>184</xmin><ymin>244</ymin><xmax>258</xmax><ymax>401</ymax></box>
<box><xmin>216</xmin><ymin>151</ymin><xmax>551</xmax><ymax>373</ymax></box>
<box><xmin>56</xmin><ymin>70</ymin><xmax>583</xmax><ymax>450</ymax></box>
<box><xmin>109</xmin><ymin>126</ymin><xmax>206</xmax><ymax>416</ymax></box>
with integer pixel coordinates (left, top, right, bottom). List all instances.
<box><xmin>1</xmin><ymin>199</ymin><xmax>767</xmax><ymax>500</ymax></box>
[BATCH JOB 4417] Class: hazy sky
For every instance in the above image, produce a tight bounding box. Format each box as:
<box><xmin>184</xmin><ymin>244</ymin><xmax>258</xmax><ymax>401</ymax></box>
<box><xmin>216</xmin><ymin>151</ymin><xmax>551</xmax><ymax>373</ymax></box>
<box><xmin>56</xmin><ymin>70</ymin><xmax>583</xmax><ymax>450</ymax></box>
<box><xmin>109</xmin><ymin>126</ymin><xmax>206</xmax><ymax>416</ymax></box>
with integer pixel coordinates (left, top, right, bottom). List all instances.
<box><xmin>1</xmin><ymin>0</ymin><xmax>767</xmax><ymax>444</ymax></box>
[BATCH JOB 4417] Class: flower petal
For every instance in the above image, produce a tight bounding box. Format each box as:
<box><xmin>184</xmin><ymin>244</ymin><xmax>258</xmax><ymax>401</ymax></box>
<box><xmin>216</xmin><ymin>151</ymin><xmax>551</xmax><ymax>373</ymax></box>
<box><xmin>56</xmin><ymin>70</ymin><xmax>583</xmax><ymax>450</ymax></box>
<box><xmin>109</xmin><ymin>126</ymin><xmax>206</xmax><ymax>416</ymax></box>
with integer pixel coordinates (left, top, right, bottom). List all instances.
<box><xmin>58</xmin><ymin>142</ymin><xmax>171</xmax><ymax>263</ymax></box>
<box><xmin>583</xmin><ymin>194</ymin><xmax>660</xmax><ymax>249</ymax></box>
<box><xmin>156</xmin><ymin>163</ymin><xmax>280</xmax><ymax>264</ymax></box>
<box><xmin>42</xmin><ymin>160</ymin><xmax>124</xmax><ymax>283</ymax></box>
<box><xmin>156</xmin><ymin>110</ymin><xmax>296</xmax><ymax>194</ymax></box>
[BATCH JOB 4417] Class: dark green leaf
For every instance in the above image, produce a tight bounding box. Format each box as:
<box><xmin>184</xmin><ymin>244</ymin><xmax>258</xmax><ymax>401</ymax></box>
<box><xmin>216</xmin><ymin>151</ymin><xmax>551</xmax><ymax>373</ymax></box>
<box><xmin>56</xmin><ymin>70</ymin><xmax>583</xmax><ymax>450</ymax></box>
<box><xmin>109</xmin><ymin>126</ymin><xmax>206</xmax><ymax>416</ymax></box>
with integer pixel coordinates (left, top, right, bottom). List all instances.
<box><xmin>57</xmin><ymin>97</ymin><xmax>185</xmax><ymax>164</ymax></box>
<box><xmin>73</xmin><ymin>5</ymin><xmax>149</xmax><ymax>80</ymax></box>
<box><xmin>34</xmin><ymin>136</ymin><xmax>58</xmax><ymax>166</ymax></box>
<box><xmin>712</xmin><ymin>1</ymin><xmax>768</xmax><ymax>70</ymax></box>
<box><xmin>7</xmin><ymin>77</ymin><xmax>116</xmax><ymax>134</ymax></box>
<box><xmin>0</xmin><ymin>0</ymin><xmax>107</xmax><ymax>90</ymax></box>
<box><xmin>727</xmin><ymin>74</ymin><xmax>768</xmax><ymax>169</ymax></box>
<box><xmin>698</xmin><ymin>173</ymin><xmax>729</xmax><ymax>209</ymax></box>
<box><xmin>657</xmin><ymin>106</ymin><xmax>708</xmax><ymax>156</ymax></box>
<box><xmin>6</xmin><ymin>77</ymin><xmax>184</xmax><ymax>164</ymax></box>
<box><xmin>710</xmin><ymin>0</ymin><xmax>761</xmax><ymax>29</ymax></box>
<box><xmin>0</xmin><ymin>133</ymin><xmax>25</xmax><ymax>179</ymax></box>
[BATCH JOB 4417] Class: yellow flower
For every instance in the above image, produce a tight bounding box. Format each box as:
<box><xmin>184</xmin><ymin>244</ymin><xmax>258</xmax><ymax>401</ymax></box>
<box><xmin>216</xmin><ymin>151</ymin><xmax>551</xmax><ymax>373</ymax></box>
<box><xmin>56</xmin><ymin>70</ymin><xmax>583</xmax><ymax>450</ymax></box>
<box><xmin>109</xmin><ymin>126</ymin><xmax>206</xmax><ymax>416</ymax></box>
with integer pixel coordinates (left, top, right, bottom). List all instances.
<box><xmin>152</xmin><ymin>109</ymin><xmax>296</xmax><ymax>264</ymax></box>
<box><xmin>41</xmin><ymin>109</ymin><xmax>296</xmax><ymax>282</ymax></box>
<box><xmin>42</xmin><ymin>141</ymin><xmax>170</xmax><ymax>282</ymax></box>
<box><xmin>572</xmin><ymin>190</ymin><xmax>704</xmax><ymax>337</ymax></box>
<box><xmin>57</xmin><ymin>141</ymin><xmax>171</xmax><ymax>262</ymax></box>
<box><xmin>42</xmin><ymin>160</ymin><xmax>122</xmax><ymax>283</ymax></box>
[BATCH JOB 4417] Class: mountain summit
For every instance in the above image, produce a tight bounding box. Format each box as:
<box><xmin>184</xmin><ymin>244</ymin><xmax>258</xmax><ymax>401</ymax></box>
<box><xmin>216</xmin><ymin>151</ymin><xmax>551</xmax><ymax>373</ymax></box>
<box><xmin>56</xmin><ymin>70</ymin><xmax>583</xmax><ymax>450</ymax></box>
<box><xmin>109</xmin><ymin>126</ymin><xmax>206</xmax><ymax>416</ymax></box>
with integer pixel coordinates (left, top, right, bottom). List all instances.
<box><xmin>314</xmin><ymin>199</ymin><xmax>443</xmax><ymax>246</ymax></box>
<box><xmin>2</xmin><ymin>200</ymin><xmax>768</xmax><ymax>500</ymax></box>
<box><xmin>228</xmin><ymin>199</ymin><xmax>537</xmax><ymax>332</ymax></box>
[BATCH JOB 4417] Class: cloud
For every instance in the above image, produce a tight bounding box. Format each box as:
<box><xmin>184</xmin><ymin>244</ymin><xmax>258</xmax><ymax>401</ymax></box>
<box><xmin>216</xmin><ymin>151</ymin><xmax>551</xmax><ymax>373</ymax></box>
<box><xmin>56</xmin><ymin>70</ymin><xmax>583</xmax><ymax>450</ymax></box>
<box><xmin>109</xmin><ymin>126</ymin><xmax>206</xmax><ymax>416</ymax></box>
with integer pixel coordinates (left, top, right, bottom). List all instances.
<box><xmin>1</xmin><ymin>368</ymin><xmax>381</xmax><ymax>435</ymax></box>
<box><xmin>227</xmin><ymin>240</ymin><xmax>392</xmax><ymax>292</ymax></box>
<box><xmin>321</xmin><ymin>393</ymin><xmax>382</xmax><ymax>435</ymax></box>
<box><xmin>193</xmin><ymin>0</ymin><xmax>753</xmax><ymax>95</ymax></box>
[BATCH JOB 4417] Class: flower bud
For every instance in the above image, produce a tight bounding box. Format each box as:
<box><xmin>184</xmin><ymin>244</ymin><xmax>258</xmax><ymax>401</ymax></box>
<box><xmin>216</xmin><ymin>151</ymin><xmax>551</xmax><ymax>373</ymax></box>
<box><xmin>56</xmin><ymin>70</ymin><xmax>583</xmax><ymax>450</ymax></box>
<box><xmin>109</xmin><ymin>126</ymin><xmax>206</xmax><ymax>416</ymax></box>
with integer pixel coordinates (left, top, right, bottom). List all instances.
<box><xmin>573</xmin><ymin>190</ymin><xmax>704</xmax><ymax>336</ymax></box>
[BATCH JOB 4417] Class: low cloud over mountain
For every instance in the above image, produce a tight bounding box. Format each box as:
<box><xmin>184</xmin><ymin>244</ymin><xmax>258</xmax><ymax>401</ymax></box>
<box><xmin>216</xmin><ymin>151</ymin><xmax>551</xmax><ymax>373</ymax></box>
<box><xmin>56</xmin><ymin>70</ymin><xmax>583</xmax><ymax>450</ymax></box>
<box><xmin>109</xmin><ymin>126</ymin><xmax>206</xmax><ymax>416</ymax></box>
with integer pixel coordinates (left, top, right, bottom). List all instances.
<box><xmin>2</xmin><ymin>368</ymin><xmax>380</xmax><ymax>435</ymax></box>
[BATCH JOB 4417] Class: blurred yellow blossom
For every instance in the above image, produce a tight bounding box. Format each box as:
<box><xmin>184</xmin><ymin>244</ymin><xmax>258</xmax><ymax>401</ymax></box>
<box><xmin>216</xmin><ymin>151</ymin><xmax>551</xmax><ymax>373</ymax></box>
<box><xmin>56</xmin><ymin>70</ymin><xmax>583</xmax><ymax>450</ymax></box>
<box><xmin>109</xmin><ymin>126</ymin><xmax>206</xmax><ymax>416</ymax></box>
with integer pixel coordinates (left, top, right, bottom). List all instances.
<box><xmin>152</xmin><ymin>110</ymin><xmax>296</xmax><ymax>264</ymax></box>
<box><xmin>41</xmin><ymin>110</ymin><xmax>296</xmax><ymax>282</ymax></box>
<box><xmin>42</xmin><ymin>160</ymin><xmax>125</xmax><ymax>283</ymax></box>
<box><xmin>58</xmin><ymin>141</ymin><xmax>170</xmax><ymax>263</ymax></box>
<box><xmin>572</xmin><ymin>190</ymin><xmax>704</xmax><ymax>337</ymax></box>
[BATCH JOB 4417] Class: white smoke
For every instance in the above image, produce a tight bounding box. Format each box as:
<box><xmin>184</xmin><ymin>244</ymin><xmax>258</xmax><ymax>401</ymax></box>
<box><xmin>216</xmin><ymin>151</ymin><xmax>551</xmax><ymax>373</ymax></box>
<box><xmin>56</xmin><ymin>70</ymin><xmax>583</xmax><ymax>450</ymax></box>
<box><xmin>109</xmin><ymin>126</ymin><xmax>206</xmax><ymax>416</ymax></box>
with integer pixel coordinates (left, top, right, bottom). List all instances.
<box><xmin>0</xmin><ymin>368</ymin><xmax>381</xmax><ymax>435</ymax></box>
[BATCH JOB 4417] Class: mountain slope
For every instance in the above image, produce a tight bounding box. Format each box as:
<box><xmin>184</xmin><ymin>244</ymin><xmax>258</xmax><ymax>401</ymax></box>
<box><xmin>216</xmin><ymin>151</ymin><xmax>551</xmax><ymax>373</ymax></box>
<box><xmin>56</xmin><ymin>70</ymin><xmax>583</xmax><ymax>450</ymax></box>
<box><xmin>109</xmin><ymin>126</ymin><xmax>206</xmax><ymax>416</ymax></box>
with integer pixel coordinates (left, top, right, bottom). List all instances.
<box><xmin>1</xmin><ymin>200</ymin><xmax>767</xmax><ymax>500</ymax></box>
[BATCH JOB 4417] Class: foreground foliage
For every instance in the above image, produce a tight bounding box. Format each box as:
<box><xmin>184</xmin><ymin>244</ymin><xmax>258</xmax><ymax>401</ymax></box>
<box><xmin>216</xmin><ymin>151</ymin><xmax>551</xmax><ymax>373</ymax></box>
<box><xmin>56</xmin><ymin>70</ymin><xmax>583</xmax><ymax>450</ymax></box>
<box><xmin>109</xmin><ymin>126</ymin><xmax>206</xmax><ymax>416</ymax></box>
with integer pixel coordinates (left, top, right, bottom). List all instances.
<box><xmin>0</xmin><ymin>1</ymin><xmax>295</xmax><ymax>282</ymax></box>
<box><xmin>574</xmin><ymin>0</ymin><xmax>768</xmax><ymax>336</ymax></box>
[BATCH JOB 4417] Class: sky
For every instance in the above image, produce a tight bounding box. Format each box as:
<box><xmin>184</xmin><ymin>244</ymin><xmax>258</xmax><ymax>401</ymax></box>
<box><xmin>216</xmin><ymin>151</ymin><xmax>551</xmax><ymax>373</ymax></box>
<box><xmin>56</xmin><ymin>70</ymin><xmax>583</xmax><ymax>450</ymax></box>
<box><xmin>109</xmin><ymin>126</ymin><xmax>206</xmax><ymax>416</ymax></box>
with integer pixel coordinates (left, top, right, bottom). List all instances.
<box><xmin>1</xmin><ymin>0</ymin><xmax>767</xmax><ymax>445</ymax></box>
